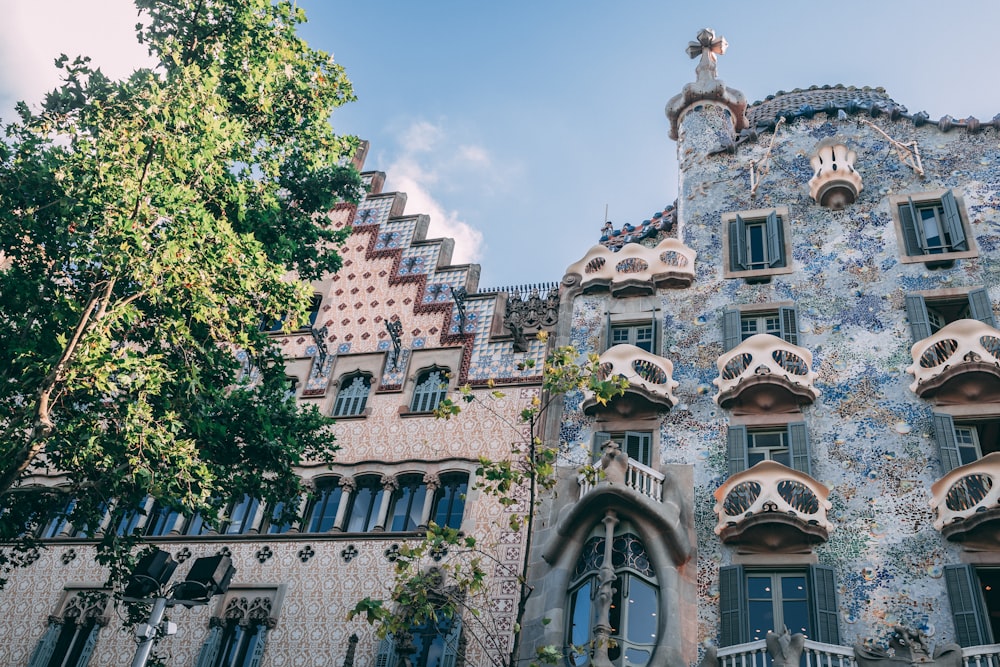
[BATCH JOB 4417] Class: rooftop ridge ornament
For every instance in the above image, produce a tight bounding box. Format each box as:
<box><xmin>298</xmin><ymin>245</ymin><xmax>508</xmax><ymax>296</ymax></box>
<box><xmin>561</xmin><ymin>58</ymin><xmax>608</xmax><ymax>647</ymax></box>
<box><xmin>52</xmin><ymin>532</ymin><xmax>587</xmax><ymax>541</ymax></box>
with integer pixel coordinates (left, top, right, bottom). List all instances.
<box><xmin>665</xmin><ymin>28</ymin><xmax>748</xmax><ymax>141</ymax></box>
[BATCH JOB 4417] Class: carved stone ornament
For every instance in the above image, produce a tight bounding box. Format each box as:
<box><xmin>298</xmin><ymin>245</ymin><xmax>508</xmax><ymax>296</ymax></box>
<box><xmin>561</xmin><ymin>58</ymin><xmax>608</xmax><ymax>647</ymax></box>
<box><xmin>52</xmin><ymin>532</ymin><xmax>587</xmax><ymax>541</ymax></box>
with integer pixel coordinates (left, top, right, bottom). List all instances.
<box><xmin>766</xmin><ymin>628</ymin><xmax>806</xmax><ymax>667</ymax></box>
<box><xmin>665</xmin><ymin>28</ymin><xmax>749</xmax><ymax>140</ymax></box>
<box><xmin>503</xmin><ymin>286</ymin><xmax>559</xmax><ymax>352</ymax></box>
<box><xmin>854</xmin><ymin>625</ymin><xmax>962</xmax><ymax>667</ymax></box>
<box><xmin>808</xmin><ymin>138</ymin><xmax>863</xmax><ymax>209</ymax></box>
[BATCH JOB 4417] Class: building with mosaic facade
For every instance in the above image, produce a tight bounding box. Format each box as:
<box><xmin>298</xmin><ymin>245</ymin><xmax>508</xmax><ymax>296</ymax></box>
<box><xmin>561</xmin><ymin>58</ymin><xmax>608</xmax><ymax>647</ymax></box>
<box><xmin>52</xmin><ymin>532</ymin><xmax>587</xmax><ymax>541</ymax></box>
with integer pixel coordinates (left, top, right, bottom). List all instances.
<box><xmin>7</xmin><ymin>25</ymin><xmax>1000</xmax><ymax>667</ymax></box>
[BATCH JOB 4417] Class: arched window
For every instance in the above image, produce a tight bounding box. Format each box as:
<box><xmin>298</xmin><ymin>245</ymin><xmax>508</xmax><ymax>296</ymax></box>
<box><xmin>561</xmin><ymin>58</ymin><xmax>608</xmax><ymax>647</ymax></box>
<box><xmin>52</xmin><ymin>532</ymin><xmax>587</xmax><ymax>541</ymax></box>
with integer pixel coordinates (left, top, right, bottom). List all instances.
<box><xmin>144</xmin><ymin>499</ymin><xmax>182</xmax><ymax>537</ymax></box>
<box><xmin>567</xmin><ymin>523</ymin><xmax>658</xmax><ymax>667</ymax></box>
<box><xmin>410</xmin><ymin>368</ymin><xmax>449</xmax><ymax>413</ymax></box>
<box><xmin>306</xmin><ymin>478</ymin><xmax>343</xmax><ymax>533</ymax></box>
<box><xmin>376</xmin><ymin>614</ymin><xmax>463</xmax><ymax>667</ymax></box>
<box><xmin>389</xmin><ymin>475</ymin><xmax>427</xmax><ymax>532</ymax></box>
<box><xmin>433</xmin><ymin>474</ymin><xmax>468</xmax><ymax>529</ymax></box>
<box><xmin>222</xmin><ymin>496</ymin><xmax>261</xmax><ymax>535</ymax></box>
<box><xmin>261</xmin><ymin>500</ymin><xmax>295</xmax><ymax>535</ymax></box>
<box><xmin>333</xmin><ymin>374</ymin><xmax>371</xmax><ymax>417</ymax></box>
<box><xmin>194</xmin><ymin>595</ymin><xmax>276</xmax><ymax>667</ymax></box>
<box><xmin>345</xmin><ymin>476</ymin><xmax>384</xmax><ymax>532</ymax></box>
<box><xmin>27</xmin><ymin>591</ymin><xmax>108</xmax><ymax>667</ymax></box>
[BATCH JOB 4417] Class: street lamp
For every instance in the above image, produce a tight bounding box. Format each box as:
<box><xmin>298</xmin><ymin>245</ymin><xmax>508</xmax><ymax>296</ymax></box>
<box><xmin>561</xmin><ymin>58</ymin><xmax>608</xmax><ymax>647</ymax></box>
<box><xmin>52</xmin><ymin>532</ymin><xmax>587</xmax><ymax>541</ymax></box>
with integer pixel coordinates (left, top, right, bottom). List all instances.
<box><xmin>125</xmin><ymin>548</ymin><xmax>236</xmax><ymax>667</ymax></box>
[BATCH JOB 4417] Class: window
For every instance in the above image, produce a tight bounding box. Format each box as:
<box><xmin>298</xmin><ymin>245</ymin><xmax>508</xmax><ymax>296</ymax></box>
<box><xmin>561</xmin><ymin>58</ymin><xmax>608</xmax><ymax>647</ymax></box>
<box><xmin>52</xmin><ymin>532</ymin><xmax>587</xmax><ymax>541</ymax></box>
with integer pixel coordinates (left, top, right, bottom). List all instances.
<box><xmin>944</xmin><ymin>564</ymin><xmax>1000</xmax><ymax>646</ymax></box>
<box><xmin>38</xmin><ymin>497</ymin><xmax>76</xmax><ymax>539</ymax></box>
<box><xmin>389</xmin><ymin>476</ymin><xmax>427</xmax><ymax>532</ymax></box>
<box><xmin>567</xmin><ymin>528</ymin><xmax>658</xmax><ymax>667</ymax></box>
<box><xmin>432</xmin><ymin>473</ymin><xmax>468</xmax><ymax>530</ymax></box>
<box><xmin>261</xmin><ymin>501</ymin><xmax>295</xmax><ymax>535</ymax></box>
<box><xmin>594</xmin><ymin>431</ymin><xmax>653</xmax><ymax>467</ymax></box>
<box><xmin>410</xmin><ymin>368</ymin><xmax>449</xmax><ymax>413</ymax></box>
<box><xmin>719</xmin><ymin>565</ymin><xmax>839</xmax><ymax>646</ymax></box>
<box><xmin>905</xmin><ymin>289</ymin><xmax>994</xmax><ymax>341</ymax></box>
<box><xmin>893</xmin><ymin>189</ymin><xmax>974</xmax><ymax>264</ymax></box>
<box><xmin>375</xmin><ymin>614</ymin><xmax>463</xmax><ymax>667</ymax></box>
<box><xmin>722</xmin><ymin>306</ymin><xmax>799</xmax><ymax>351</ymax></box>
<box><xmin>222</xmin><ymin>496</ymin><xmax>261</xmax><ymax>535</ymax></box>
<box><xmin>306</xmin><ymin>478</ymin><xmax>343</xmax><ymax>533</ymax></box>
<box><xmin>143</xmin><ymin>499</ymin><xmax>182</xmax><ymax>537</ymax></box>
<box><xmin>727</xmin><ymin>423</ymin><xmax>811</xmax><ymax>477</ymax></box>
<box><xmin>345</xmin><ymin>476</ymin><xmax>384</xmax><ymax>532</ymax></box>
<box><xmin>27</xmin><ymin>591</ymin><xmax>108</xmax><ymax>667</ymax></box>
<box><xmin>194</xmin><ymin>594</ymin><xmax>276</xmax><ymax>667</ymax></box>
<box><xmin>605</xmin><ymin>312</ymin><xmax>659</xmax><ymax>354</ymax></box>
<box><xmin>723</xmin><ymin>208</ymin><xmax>792</xmax><ymax>281</ymax></box>
<box><xmin>933</xmin><ymin>414</ymin><xmax>1000</xmax><ymax>473</ymax></box>
<box><xmin>333</xmin><ymin>373</ymin><xmax>371</xmax><ymax>417</ymax></box>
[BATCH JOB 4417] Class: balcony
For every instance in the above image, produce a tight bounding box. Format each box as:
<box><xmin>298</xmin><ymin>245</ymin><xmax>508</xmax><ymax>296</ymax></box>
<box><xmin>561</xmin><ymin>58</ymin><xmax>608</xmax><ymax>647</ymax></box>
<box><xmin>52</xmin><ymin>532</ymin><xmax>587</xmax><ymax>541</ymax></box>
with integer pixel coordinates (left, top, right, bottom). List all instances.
<box><xmin>906</xmin><ymin>319</ymin><xmax>1000</xmax><ymax>403</ymax></box>
<box><xmin>579</xmin><ymin>457</ymin><xmax>664</xmax><ymax>503</ymax></box>
<box><xmin>713</xmin><ymin>461</ymin><xmax>832</xmax><ymax>552</ymax></box>
<box><xmin>712</xmin><ymin>639</ymin><xmax>1000</xmax><ymax>667</ymax></box>
<box><xmin>713</xmin><ymin>334</ymin><xmax>819</xmax><ymax>413</ymax></box>
<box><xmin>582</xmin><ymin>344</ymin><xmax>679</xmax><ymax>416</ymax></box>
<box><xmin>930</xmin><ymin>452</ymin><xmax>1000</xmax><ymax>547</ymax></box>
<box><xmin>563</xmin><ymin>238</ymin><xmax>696</xmax><ymax>296</ymax></box>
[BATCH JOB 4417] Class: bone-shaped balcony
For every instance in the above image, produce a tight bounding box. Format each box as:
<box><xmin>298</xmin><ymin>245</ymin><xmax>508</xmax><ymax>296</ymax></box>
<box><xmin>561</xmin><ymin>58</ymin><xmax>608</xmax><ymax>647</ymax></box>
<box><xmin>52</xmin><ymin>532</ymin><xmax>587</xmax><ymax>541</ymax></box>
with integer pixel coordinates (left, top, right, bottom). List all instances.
<box><xmin>930</xmin><ymin>452</ymin><xmax>1000</xmax><ymax>547</ymax></box>
<box><xmin>906</xmin><ymin>319</ymin><xmax>1000</xmax><ymax>402</ymax></box>
<box><xmin>582</xmin><ymin>344</ymin><xmax>678</xmax><ymax>415</ymax></box>
<box><xmin>713</xmin><ymin>461</ymin><xmax>833</xmax><ymax>551</ymax></box>
<box><xmin>713</xmin><ymin>334</ymin><xmax>819</xmax><ymax>412</ymax></box>
<box><xmin>563</xmin><ymin>238</ymin><xmax>696</xmax><ymax>296</ymax></box>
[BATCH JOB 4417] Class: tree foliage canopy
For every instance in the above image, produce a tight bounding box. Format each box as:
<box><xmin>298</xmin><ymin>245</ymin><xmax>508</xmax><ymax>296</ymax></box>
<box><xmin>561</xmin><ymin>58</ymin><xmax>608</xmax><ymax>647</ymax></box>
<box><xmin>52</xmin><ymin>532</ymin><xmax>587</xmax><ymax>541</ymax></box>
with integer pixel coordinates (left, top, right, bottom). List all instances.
<box><xmin>0</xmin><ymin>0</ymin><xmax>360</xmax><ymax>573</ymax></box>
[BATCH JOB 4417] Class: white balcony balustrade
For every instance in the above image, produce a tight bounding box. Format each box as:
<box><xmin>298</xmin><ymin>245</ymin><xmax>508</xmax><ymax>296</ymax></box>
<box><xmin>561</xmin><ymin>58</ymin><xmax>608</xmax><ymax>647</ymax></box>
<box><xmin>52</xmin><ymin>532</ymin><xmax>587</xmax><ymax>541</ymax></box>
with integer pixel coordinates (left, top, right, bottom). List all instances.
<box><xmin>906</xmin><ymin>319</ymin><xmax>1000</xmax><ymax>400</ymax></box>
<box><xmin>582</xmin><ymin>344</ymin><xmax>678</xmax><ymax>414</ymax></box>
<box><xmin>563</xmin><ymin>238</ymin><xmax>696</xmax><ymax>295</ymax></box>
<box><xmin>930</xmin><ymin>452</ymin><xmax>1000</xmax><ymax>544</ymax></box>
<box><xmin>578</xmin><ymin>454</ymin><xmax>665</xmax><ymax>503</ymax></box>
<box><xmin>715</xmin><ymin>639</ymin><xmax>855</xmax><ymax>667</ymax></box>
<box><xmin>713</xmin><ymin>461</ymin><xmax>833</xmax><ymax>548</ymax></box>
<box><xmin>713</xmin><ymin>334</ymin><xmax>819</xmax><ymax>411</ymax></box>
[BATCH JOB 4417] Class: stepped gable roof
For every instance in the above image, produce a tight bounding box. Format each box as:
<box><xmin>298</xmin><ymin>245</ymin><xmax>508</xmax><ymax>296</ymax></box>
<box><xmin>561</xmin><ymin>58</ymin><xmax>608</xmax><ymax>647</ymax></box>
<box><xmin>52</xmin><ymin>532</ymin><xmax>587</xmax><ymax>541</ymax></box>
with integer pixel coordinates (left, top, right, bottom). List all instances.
<box><xmin>740</xmin><ymin>84</ymin><xmax>1000</xmax><ymax>139</ymax></box>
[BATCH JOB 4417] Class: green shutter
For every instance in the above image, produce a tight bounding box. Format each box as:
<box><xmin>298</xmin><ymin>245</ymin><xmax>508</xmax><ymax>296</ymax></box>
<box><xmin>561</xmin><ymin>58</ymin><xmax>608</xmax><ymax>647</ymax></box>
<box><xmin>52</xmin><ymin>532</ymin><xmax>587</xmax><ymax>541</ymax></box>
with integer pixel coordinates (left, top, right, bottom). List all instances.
<box><xmin>593</xmin><ymin>432</ymin><xmax>612</xmax><ymax>460</ymax></box>
<box><xmin>968</xmin><ymin>288</ymin><xmax>995</xmax><ymax>327</ymax></box>
<box><xmin>375</xmin><ymin>635</ymin><xmax>398</xmax><ymax>667</ymax></box>
<box><xmin>787</xmin><ymin>422</ymin><xmax>812</xmax><ymax>476</ymax></box>
<box><xmin>808</xmin><ymin>565</ymin><xmax>841</xmax><ymax>644</ymax></box>
<box><xmin>727</xmin><ymin>425</ymin><xmax>748</xmax><ymax>477</ymax></box>
<box><xmin>940</xmin><ymin>190</ymin><xmax>967</xmax><ymax>251</ymax></box>
<box><xmin>905</xmin><ymin>294</ymin><xmax>932</xmax><ymax>342</ymax></box>
<box><xmin>604</xmin><ymin>311</ymin><xmax>612</xmax><ymax>352</ymax></box>
<box><xmin>779</xmin><ymin>306</ymin><xmax>799</xmax><ymax>346</ymax></box>
<box><xmin>248</xmin><ymin>625</ymin><xmax>269</xmax><ymax>667</ymax></box>
<box><xmin>719</xmin><ymin>565</ymin><xmax>747</xmax><ymax>647</ymax></box>
<box><xmin>624</xmin><ymin>431</ymin><xmax>652</xmax><ymax>466</ymax></box>
<box><xmin>441</xmin><ymin>616</ymin><xmax>464</xmax><ymax>667</ymax></box>
<box><xmin>944</xmin><ymin>564</ymin><xmax>991</xmax><ymax>646</ymax></box>
<box><xmin>730</xmin><ymin>217</ymin><xmax>747</xmax><ymax>271</ymax></box>
<box><xmin>765</xmin><ymin>211</ymin><xmax>783</xmax><ymax>267</ymax></box>
<box><xmin>933</xmin><ymin>413</ymin><xmax>962</xmax><ymax>474</ymax></box>
<box><xmin>26</xmin><ymin>623</ymin><xmax>59</xmax><ymax>667</ymax></box>
<box><xmin>194</xmin><ymin>625</ymin><xmax>224</xmax><ymax>667</ymax></box>
<box><xmin>722</xmin><ymin>309</ymin><xmax>742</xmax><ymax>352</ymax></box>
<box><xmin>899</xmin><ymin>197</ymin><xmax>923</xmax><ymax>255</ymax></box>
<box><xmin>75</xmin><ymin>623</ymin><xmax>100</xmax><ymax>667</ymax></box>
<box><xmin>650</xmin><ymin>310</ymin><xmax>660</xmax><ymax>355</ymax></box>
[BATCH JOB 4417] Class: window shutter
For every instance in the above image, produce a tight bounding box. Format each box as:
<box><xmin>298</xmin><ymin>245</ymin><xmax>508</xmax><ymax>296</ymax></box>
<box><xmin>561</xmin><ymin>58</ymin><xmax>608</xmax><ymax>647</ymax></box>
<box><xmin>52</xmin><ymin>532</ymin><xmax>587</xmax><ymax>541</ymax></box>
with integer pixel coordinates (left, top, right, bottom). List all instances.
<box><xmin>944</xmin><ymin>564</ymin><xmax>991</xmax><ymax>646</ymax></box>
<box><xmin>248</xmin><ymin>625</ymin><xmax>269</xmax><ymax>667</ymax></box>
<box><xmin>808</xmin><ymin>565</ymin><xmax>841</xmax><ymax>644</ymax></box>
<box><xmin>650</xmin><ymin>310</ymin><xmax>660</xmax><ymax>355</ymax></box>
<box><xmin>593</xmin><ymin>432</ymin><xmax>612</xmax><ymax>459</ymax></box>
<box><xmin>730</xmin><ymin>217</ymin><xmax>747</xmax><ymax>271</ymax></box>
<box><xmin>933</xmin><ymin>413</ymin><xmax>962</xmax><ymax>474</ymax></box>
<box><xmin>967</xmin><ymin>288</ymin><xmax>996</xmax><ymax>328</ymax></box>
<box><xmin>722</xmin><ymin>309</ymin><xmax>742</xmax><ymax>352</ymax></box>
<box><xmin>26</xmin><ymin>623</ymin><xmax>59</xmax><ymax>667</ymax></box>
<box><xmin>624</xmin><ymin>431</ymin><xmax>652</xmax><ymax>466</ymax></box>
<box><xmin>75</xmin><ymin>623</ymin><xmax>100</xmax><ymax>667</ymax></box>
<box><xmin>719</xmin><ymin>565</ymin><xmax>747</xmax><ymax>647</ymax></box>
<box><xmin>727</xmin><ymin>425</ymin><xmax>748</xmax><ymax>477</ymax></box>
<box><xmin>375</xmin><ymin>635</ymin><xmax>398</xmax><ymax>667</ymax></box>
<box><xmin>899</xmin><ymin>198</ymin><xmax>923</xmax><ymax>254</ymax></box>
<box><xmin>905</xmin><ymin>294</ymin><xmax>932</xmax><ymax>342</ymax></box>
<box><xmin>441</xmin><ymin>616</ymin><xmax>464</xmax><ymax>667</ymax></box>
<box><xmin>604</xmin><ymin>311</ymin><xmax>612</xmax><ymax>352</ymax></box>
<box><xmin>194</xmin><ymin>625</ymin><xmax>224</xmax><ymax>667</ymax></box>
<box><xmin>765</xmin><ymin>211</ymin><xmax>783</xmax><ymax>267</ymax></box>
<box><xmin>940</xmin><ymin>190</ymin><xmax>967</xmax><ymax>250</ymax></box>
<box><xmin>787</xmin><ymin>422</ymin><xmax>812</xmax><ymax>476</ymax></box>
<box><xmin>779</xmin><ymin>306</ymin><xmax>799</xmax><ymax>346</ymax></box>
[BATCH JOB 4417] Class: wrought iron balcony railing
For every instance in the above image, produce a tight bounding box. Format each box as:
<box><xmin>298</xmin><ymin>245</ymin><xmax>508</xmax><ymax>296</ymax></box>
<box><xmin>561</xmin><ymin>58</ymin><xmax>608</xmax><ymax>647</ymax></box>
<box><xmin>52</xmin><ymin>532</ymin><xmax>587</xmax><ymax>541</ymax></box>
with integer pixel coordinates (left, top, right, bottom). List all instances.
<box><xmin>713</xmin><ymin>461</ymin><xmax>833</xmax><ymax>545</ymax></box>
<box><xmin>713</xmin><ymin>334</ymin><xmax>819</xmax><ymax>410</ymax></box>
<box><xmin>582</xmin><ymin>344</ymin><xmax>678</xmax><ymax>414</ymax></box>
<box><xmin>906</xmin><ymin>319</ymin><xmax>1000</xmax><ymax>398</ymax></box>
<box><xmin>563</xmin><ymin>237</ymin><xmax>696</xmax><ymax>295</ymax></box>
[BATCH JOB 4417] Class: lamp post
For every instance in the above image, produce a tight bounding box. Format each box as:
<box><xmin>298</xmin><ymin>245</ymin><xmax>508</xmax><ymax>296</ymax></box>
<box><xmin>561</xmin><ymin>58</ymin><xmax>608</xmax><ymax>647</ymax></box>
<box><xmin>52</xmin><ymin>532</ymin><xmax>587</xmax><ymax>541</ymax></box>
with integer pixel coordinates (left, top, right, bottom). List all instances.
<box><xmin>125</xmin><ymin>548</ymin><xmax>236</xmax><ymax>667</ymax></box>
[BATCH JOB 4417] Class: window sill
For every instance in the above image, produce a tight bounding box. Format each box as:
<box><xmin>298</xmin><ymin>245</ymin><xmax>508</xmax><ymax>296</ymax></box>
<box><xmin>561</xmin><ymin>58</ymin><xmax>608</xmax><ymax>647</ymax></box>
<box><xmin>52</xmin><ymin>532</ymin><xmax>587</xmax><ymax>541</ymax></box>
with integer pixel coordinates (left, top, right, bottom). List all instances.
<box><xmin>398</xmin><ymin>407</ymin><xmax>437</xmax><ymax>418</ymax></box>
<box><xmin>723</xmin><ymin>264</ymin><xmax>794</xmax><ymax>282</ymax></box>
<box><xmin>331</xmin><ymin>409</ymin><xmax>370</xmax><ymax>421</ymax></box>
<box><xmin>898</xmin><ymin>249</ymin><xmax>977</xmax><ymax>266</ymax></box>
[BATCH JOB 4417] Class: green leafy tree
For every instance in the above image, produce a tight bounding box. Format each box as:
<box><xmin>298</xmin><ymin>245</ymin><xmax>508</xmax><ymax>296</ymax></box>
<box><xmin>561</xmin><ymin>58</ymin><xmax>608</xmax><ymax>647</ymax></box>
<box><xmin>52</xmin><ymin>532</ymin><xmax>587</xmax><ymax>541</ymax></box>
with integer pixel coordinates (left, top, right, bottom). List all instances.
<box><xmin>350</xmin><ymin>335</ymin><xmax>628</xmax><ymax>667</ymax></box>
<box><xmin>0</xmin><ymin>0</ymin><xmax>360</xmax><ymax>582</ymax></box>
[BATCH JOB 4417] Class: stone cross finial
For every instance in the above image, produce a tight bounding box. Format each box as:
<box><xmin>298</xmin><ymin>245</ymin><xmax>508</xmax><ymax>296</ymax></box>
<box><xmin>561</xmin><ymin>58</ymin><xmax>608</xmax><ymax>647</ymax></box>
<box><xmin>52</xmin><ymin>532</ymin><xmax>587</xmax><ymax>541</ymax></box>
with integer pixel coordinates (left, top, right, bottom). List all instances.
<box><xmin>687</xmin><ymin>28</ymin><xmax>729</xmax><ymax>83</ymax></box>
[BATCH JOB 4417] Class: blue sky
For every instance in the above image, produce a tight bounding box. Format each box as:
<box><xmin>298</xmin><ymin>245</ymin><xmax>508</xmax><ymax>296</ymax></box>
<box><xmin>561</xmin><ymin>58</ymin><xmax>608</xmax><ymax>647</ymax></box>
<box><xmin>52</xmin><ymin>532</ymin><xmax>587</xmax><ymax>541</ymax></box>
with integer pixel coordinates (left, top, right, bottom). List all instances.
<box><xmin>3</xmin><ymin>1</ymin><xmax>1000</xmax><ymax>288</ymax></box>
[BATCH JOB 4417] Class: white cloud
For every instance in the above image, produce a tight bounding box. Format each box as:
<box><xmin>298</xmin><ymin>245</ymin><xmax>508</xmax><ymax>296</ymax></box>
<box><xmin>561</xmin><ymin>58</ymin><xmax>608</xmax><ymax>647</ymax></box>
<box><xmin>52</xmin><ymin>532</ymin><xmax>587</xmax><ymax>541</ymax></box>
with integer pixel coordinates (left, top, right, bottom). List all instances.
<box><xmin>0</xmin><ymin>0</ymin><xmax>152</xmax><ymax>117</ymax></box>
<box><xmin>385</xmin><ymin>153</ymin><xmax>485</xmax><ymax>265</ymax></box>
<box><xmin>400</xmin><ymin>120</ymin><xmax>444</xmax><ymax>153</ymax></box>
<box><xmin>456</xmin><ymin>144</ymin><xmax>491</xmax><ymax>167</ymax></box>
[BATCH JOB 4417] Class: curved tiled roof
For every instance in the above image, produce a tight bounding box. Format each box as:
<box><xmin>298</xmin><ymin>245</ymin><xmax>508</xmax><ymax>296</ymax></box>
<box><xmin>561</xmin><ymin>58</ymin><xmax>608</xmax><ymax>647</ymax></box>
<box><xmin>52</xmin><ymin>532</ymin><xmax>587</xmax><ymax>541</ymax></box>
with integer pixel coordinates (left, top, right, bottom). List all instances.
<box><xmin>742</xmin><ymin>84</ymin><xmax>1000</xmax><ymax>137</ymax></box>
<box><xmin>598</xmin><ymin>202</ymin><xmax>677</xmax><ymax>251</ymax></box>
